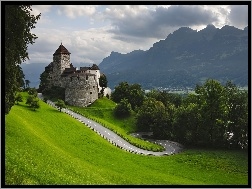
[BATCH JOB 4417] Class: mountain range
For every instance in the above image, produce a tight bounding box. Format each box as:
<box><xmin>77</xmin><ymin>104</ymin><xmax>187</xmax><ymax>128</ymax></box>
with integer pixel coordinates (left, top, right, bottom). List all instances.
<box><xmin>99</xmin><ymin>24</ymin><xmax>248</xmax><ymax>89</ymax></box>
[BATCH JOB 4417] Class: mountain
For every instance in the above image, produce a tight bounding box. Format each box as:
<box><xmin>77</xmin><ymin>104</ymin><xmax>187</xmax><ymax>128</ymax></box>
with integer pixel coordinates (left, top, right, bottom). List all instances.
<box><xmin>99</xmin><ymin>25</ymin><xmax>248</xmax><ymax>89</ymax></box>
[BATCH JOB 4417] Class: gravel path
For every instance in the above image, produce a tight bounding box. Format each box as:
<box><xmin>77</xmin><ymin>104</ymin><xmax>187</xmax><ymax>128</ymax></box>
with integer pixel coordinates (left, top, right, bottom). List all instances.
<box><xmin>38</xmin><ymin>93</ymin><xmax>183</xmax><ymax>156</ymax></box>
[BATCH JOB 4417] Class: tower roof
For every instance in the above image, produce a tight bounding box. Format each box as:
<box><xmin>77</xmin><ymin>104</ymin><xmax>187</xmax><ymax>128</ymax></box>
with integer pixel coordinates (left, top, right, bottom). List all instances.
<box><xmin>53</xmin><ymin>43</ymin><xmax>71</xmax><ymax>55</ymax></box>
<box><xmin>90</xmin><ymin>64</ymin><xmax>100</xmax><ymax>70</ymax></box>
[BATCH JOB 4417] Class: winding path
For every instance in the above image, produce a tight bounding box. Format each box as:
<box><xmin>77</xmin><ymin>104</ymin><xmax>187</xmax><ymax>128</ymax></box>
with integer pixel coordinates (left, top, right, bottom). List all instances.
<box><xmin>38</xmin><ymin>93</ymin><xmax>183</xmax><ymax>156</ymax></box>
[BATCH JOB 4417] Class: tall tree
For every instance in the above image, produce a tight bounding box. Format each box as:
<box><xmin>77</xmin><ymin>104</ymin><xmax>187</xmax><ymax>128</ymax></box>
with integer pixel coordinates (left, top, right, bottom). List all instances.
<box><xmin>16</xmin><ymin>65</ymin><xmax>25</xmax><ymax>89</ymax></box>
<box><xmin>25</xmin><ymin>79</ymin><xmax>30</xmax><ymax>88</ymax></box>
<box><xmin>195</xmin><ymin>79</ymin><xmax>228</xmax><ymax>146</ymax></box>
<box><xmin>136</xmin><ymin>97</ymin><xmax>168</xmax><ymax>138</ymax></box>
<box><xmin>99</xmin><ymin>74</ymin><xmax>108</xmax><ymax>97</ymax></box>
<box><xmin>38</xmin><ymin>70</ymin><xmax>50</xmax><ymax>93</ymax></box>
<box><xmin>5</xmin><ymin>5</ymin><xmax>40</xmax><ymax>114</ymax></box>
<box><xmin>224</xmin><ymin>81</ymin><xmax>248</xmax><ymax>149</ymax></box>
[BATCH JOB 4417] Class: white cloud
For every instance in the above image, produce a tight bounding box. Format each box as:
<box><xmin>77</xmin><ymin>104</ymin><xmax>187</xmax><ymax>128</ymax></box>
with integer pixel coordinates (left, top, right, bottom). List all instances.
<box><xmin>57</xmin><ymin>5</ymin><xmax>97</xmax><ymax>19</ymax></box>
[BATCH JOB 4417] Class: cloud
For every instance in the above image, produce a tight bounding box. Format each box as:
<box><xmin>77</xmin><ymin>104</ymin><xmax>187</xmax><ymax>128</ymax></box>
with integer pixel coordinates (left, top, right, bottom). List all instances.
<box><xmin>228</xmin><ymin>5</ymin><xmax>248</xmax><ymax>29</ymax></box>
<box><xmin>25</xmin><ymin>25</ymin><xmax>157</xmax><ymax>65</ymax></box>
<box><xmin>56</xmin><ymin>5</ymin><xmax>97</xmax><ymax>19</ymax></box>
<box><xmin>25</xmin><ymin>5</ymin><xmax>248</xmax><ymax>66</ymax></box>
<box><xmin>105</xmin><ymin>5</ymin><xmax>218</xmax><ymax>39</ymax></box>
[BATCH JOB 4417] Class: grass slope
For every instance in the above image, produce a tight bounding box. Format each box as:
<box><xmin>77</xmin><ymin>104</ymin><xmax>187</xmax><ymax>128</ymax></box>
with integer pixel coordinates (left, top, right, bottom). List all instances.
<box><xmin>5</xmin><ymin>94</ymin><xmax>248</xmax><ymax>185</ymax></box>
<box><xmin>68</xmin><ymin>97</ymin><xmax>164</xmax><ymax>152</ymax></box>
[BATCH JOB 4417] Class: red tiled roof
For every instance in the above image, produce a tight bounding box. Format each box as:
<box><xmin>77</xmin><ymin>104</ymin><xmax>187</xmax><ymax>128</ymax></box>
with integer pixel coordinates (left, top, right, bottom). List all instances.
<box><xmin>53</xmin><ymin>43</ymin><xmax>71</xmax><ymax>55</ymax></box>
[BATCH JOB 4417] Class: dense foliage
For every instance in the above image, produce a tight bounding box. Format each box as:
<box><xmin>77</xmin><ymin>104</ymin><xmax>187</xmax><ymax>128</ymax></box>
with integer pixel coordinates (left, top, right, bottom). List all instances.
<box><xmin>112</xmin><ymin>80</ymin><xmax>248</xmax><ymax>150</ymax></box>
<box><xmin>5</xmin><ymin>5</ymin><xmax>40</xmax><ymax>114</ymax></box>
<box><xmin>114</xmin><ymin>98</ymin><xmax>132</xmax><ymax>118</ymax></box>
<box><xmin>111</xmin><ymin>82</ymin><xmax>145</xmax><ymax>110</ymax></box>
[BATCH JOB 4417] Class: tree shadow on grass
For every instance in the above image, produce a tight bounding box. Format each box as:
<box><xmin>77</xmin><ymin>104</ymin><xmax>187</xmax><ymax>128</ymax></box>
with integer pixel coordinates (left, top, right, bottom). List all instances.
<box><xmin>16</xmin><ymin>103</ymin><xmax>37</xmax><ymax>112</ymax></box>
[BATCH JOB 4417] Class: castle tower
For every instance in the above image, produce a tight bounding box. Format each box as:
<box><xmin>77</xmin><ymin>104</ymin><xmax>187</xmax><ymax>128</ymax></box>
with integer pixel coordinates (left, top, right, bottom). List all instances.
<box><xmin>52</xmin><ymin>43</ymin><xmax>71</xmax><ymax>86</ymax></box>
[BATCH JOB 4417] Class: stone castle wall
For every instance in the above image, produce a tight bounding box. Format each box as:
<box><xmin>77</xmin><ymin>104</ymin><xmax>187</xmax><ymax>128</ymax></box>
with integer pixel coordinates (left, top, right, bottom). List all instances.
<box><xmin>51</xmin><ymin>54</ymin><xmax>71</xmax><ymax>86</ymax></box>
<box><xmin>64</xmin><ymin>75</ymin><xmax>98</xmax><ymax>107</ymax></box>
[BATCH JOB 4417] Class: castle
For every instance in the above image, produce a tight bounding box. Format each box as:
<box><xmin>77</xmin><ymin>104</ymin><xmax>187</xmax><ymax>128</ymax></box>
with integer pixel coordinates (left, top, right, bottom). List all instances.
<box><xmin>44</xmin><ymin>43</ymin><xmax>110</xmax><ymax>107</ymax></box>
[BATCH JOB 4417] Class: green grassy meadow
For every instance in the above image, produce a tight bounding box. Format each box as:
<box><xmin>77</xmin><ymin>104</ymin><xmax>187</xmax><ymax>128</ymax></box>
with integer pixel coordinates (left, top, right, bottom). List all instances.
<box><xmin>5</xmin><ymin>94</ymin><xmax>248</xmax><ymax>185</ymax></box>
<box><xmin>68</xmin><ymin>97</ymin><xmax>164</xmax><ymax>152</ymax></box>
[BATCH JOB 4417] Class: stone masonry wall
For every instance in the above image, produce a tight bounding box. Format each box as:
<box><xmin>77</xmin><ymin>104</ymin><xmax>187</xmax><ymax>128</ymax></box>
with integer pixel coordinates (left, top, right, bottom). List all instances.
<box><xmin>52</xmin><ymin>54</ymin><xmax>70</xmax><ymax>87</ymax></box>
<box><xmin>65</xmin><ymin>75</ymin><xmax>98</xmax><ymax>107</ymax></box>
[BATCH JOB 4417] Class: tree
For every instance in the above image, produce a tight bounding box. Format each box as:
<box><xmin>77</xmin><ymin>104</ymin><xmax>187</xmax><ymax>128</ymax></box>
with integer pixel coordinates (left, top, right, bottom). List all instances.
<box><xmin>99</xmin><ymin>74</ymin><xmax>108</xmax><ymax>97</ymax></box>
<box><xmin>16</xmin><ymin>65</ymin><xmax>25</xmax><ymax>89</ymax></box>
<box><xmin>111</xmin><ymin>82</ymin><xmax>144</xmax><ymax>110</ymax></box>
<box><xmin>224</xmin><ymin>81</ymin><xmax>248</xmax><ymax>149</ymax></box>
<box><xmin>25</xmin><ymin>80</ymin><xmax>30</xmax><ymax>88</ymax></box>
<box><xmin>114</xmin><ymin>98</ymin><xmax>132</xmax><ymax>118</ymax></box>
<box><xmin>147</xmin><ymin>89</ymin><xmax>182</xmax><ymax>107</ymax></box>
<box><xmin>26</xmin><ymin>95</ymin><xmax>40</xmax><ymax>111</ymax></box>
<box><xmin>173</xmin><ymin>103</ymin><xmax>202</xmax><ymax>145</ymax></box>
<box><xmin>5</xmin><ymin>5</ymin><xmax>40</xmax><ymax>114</ymax></box>
<box><xmin>55</xmin><ymin>99</ymin><xmax>66</xmax><ymax>112</ymax></box>
<box><xmin>111</xmin><ymin>82</ymin><xmax>130</xmax><ymax>103</ymax></box>
<box><xmin>30</xmin><ymin>98</ymin><xmax>40</xmax><ymax>111</ymax></box>
<box><xmin>195</xmin><ymin>79</ymin><xmax>228</xmax><ymax>147</ymax></box>
<box><xmin>136</xmin><ymin>98</ymin><xmax>169</xmax><ymax>138</ymax></box>
<box><xmin>15</xmin><ymin>93</ymin><xmax>23</xmax><ymax>104</ymax></box>
<box><xmin>28</xmin><ymin>87</ymin><xmax>38</xmax><ymax>96</ymax></box>
<box><xmin>38</xmin><ymin>70</ymin><xmax>50</xmax><ymax>93</ymax></box>
<box><xmin>128</xmin><ymin>84</ymin><xmax>145</xmax><ymax>110</ymax></box>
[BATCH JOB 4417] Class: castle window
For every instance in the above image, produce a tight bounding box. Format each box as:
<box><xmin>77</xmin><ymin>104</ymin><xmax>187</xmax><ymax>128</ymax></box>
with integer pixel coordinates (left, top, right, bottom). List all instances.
<box><xmin>93</xmin><ymin>86</ymin><xmax>95</xmax><ymax>88</ymax></box>
<box><xmin>86</xmin><ymin>75</ymin><xmax>88</xmax><ymax>80</ymax></box>
<box><xmin>90</xmin><ymin>92</ymin><xmax>92</xmax><ymax>94</ymax></box>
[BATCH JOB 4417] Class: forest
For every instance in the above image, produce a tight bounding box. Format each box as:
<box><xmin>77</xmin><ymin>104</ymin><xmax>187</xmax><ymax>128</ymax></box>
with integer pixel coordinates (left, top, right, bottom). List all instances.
<box><xmin>111</xmin><ymin>79</ymin><xmax>248</xmax><ymax>150</ymax></box>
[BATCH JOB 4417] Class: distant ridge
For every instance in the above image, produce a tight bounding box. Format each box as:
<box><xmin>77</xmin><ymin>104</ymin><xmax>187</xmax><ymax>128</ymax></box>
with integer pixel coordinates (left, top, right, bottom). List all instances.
<box><xmin>99</xmin><ymin>25</ymin><xmax>248</xmax><ymax>89</ymax></box>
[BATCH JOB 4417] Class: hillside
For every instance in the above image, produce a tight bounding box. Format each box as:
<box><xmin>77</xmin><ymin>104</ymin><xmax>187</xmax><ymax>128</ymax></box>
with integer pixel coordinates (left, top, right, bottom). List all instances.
<box><xmin>4</xmin><ymin>93</ymin><xmax>248</xmax><ymax>185</ymax></box>
<box><xmin>99</xmin><ymin>25</ymin><xmax>248</xmax><ymax>89</ymax></box>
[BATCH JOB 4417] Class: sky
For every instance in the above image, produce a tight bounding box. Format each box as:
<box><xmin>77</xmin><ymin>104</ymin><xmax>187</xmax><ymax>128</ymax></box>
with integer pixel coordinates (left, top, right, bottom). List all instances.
<box><xmin>25</xmin><ymin>4</ymin><xmax>248</xmax><ymax>66</ymax></box>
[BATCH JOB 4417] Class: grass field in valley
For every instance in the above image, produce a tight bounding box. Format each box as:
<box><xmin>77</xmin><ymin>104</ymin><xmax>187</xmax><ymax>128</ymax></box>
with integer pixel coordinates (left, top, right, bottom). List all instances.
<box><xmin>5</xmin><ymin>93</ymin><xmax>248</xmax><ymax>185</ymax></box>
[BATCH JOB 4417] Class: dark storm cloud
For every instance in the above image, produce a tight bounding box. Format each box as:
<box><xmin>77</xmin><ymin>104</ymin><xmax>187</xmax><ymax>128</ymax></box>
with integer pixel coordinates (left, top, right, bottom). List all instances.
<box><xmin>228</xmin><ymin>5</ymin><xmax>248</xmax><ymax>29</ymax></box>
<box><xmin>108</xmin><ymin>5</ymin><xmax>217</xmax><ymax>39</ymax></box>
<box><xmin>153</xmin><ymin>5</ymin><xmax>217</xmax><ymax>26</ymax></box>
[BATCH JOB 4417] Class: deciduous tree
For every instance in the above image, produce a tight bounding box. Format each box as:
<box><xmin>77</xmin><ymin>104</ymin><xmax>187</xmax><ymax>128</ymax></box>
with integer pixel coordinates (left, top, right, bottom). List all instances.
<box><xmin>5</xmin><ymin>5</ymin><xmax>40</xmax><ymax>114</ymax></box>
